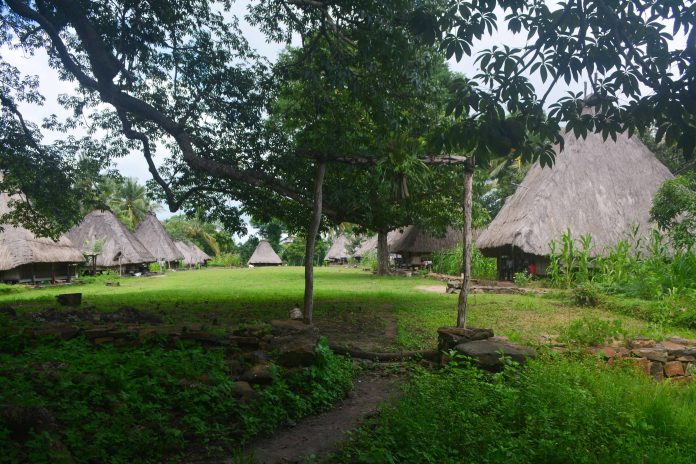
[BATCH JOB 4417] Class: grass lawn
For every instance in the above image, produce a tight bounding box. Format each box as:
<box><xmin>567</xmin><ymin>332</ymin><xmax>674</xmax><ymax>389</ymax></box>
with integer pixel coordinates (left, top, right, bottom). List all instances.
<box><xmin>3</xmin><ymin>266</ymin><xmax>694</xmax><ymax>350</ymax></box>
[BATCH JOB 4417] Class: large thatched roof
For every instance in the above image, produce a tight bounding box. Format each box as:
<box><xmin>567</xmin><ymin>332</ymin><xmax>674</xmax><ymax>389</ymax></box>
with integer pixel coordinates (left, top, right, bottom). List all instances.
<box><xmin>325</xmin><ymin>234</ymin><xmax>351</xmax><ymax>261</ymax></box>
<box><xmin>391</xmin><ymin>226</ymin><xmax>466</xmax><ymax>254</ymax></box>
<box><xmin>477</xmin><ymin>121</ymin><xmax>673</xmax><ymax>257</ymax></box>
<box><xmin>175</xmin><ymin>240</ymin><xmax>211</xmax><ymax>266</ymax></box>
<box><xmin>0</xmin><ymin>192</ymin><xmax>85</xmax><ymax>271</ymax></box>
<box><xmin>67</xmin><ymin>210</ymin><xmax>155</xmax><ymax>267</ymax></box>
<box><xmin>248</xmin><ymin>240</ymin><xmax>282</xmax><ymax>265</ymax></box>
<box><xmin>134</xmin><ymin>212</ymin><xmax>184</xmax><ymax>262</ymax></box>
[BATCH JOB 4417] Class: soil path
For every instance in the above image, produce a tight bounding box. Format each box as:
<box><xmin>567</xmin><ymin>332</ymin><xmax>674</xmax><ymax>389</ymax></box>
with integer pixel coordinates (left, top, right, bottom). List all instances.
<box><xmin>415</xmin><ymin>284</ymin><xmax>447</xmax><ymax>294</ymax></box>
<box><xmin>247</xmin><ymin>373</ymin><xmax>401</xmax><ymax>463</ymax></box>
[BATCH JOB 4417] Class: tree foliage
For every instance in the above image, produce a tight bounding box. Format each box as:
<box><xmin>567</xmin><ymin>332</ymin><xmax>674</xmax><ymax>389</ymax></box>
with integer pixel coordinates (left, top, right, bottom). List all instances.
<box><xmin>1</xmin><ymin>0</ymin><xmax>695</xmax><ymax>238</ymax></box>
<box><xmin>651</xmin><ymin>172</ymin><xmax>696</xmax><ymax>249</ymax></box>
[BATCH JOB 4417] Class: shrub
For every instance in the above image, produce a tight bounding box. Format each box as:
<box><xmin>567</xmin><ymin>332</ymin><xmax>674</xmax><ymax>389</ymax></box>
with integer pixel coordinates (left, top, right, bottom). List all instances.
<box><xmin>513</xmin><ymin>271</ymin><xmax>532</xmax><ymax>287</ymax></box>
<box><xmin>337</xmin><ymin>357</ymin><xmax>696</xmax><ymax>463</ymax></box>
<box><xmin>431</xmin><ymin>245</ymin><xmax>496</xmax><ymax>279</ymax></box>
<box><xmin>361</xmin><ymin>250</ymin><xmax>378</xmax><ymax>272</ymax></box>
<box><xmin>208</xmin><ymin>253</ymin><xmax>242</xmax><ymax>267</ymax></box>
<box><xmin>572</xmin><ymin>282</ymin><xmax>602</xmax><ymax>307</ymax></box>
<box><xmin>558</xmin><ymin>316</ymin><xmax>625</xmax><ymax>347</ymax></box>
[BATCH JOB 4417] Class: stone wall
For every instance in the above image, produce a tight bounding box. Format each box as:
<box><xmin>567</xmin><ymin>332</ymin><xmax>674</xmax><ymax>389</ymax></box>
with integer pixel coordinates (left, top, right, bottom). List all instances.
<box><xmin>586</xmin><ymin>337</ymin><xmax>696</xmax><ymax>383</ymax></box>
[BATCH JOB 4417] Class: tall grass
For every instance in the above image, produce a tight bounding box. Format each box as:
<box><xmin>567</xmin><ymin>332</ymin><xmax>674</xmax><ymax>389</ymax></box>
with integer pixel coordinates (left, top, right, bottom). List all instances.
<box><xmin>548</xmin><ymin>228</ymin><xmax>696</xmax><ymax>300</ymax></box>
<box><xmin>337</xmin><ymin>356</ymin><xmax>696</xmax><ymax>463</ymax></box>
<box><xmin>208</xmin><ymin>252</ymin><xmax>242</xmax><ymax>267</ymax></box>
<box><xmin>432</xmin><ymin>245</ymin><xmax>497</xmax><ymax>279</ymax></box>
<box><xmin>548</xmin><ymin>228</ymin><xmax>696</xmax><ymax>328</ymax></box>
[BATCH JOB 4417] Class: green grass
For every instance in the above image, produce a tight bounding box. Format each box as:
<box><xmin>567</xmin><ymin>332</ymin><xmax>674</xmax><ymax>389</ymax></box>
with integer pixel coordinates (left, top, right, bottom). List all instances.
<box><xmin>2</xmin><ymin>267</ymin><xmax>694</xmax><ymax>349</ymax></box>
<box><xmin>336</xmin><ymin>355</ymin><xmax>696</xmax><ymax>463</ymax></box>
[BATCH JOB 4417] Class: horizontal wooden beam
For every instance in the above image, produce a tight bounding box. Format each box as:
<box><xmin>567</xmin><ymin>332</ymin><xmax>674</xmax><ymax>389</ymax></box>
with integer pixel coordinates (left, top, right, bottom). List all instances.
<box><xmin>298</xmin><ymin>151</ymin><xmax>469</xmax><ymax>166</ymax></box>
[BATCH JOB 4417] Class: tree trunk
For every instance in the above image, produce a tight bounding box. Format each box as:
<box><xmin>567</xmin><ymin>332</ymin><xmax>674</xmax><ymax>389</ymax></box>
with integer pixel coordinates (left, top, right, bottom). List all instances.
<box><xmin>376</xmin><ymin>229</ymin><xmax>389</xmax><ymax>275</ymax></box>
<box><xmin>457</xmin><ymin>162</ymin><xmax>474</xmax><ymax>328</ymax></box>
<box><xmin>303</xmin><ymin>161</ymin><xmax>326</xmax><ymax>325</ymax></box>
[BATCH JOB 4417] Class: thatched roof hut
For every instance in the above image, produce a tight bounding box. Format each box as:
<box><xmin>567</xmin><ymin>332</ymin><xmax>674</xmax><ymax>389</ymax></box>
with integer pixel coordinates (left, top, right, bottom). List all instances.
<box><xmin>325</xmin><ymin>234</ymin><xmax>352</xmax><ymax>263</ymax></box>
<box><xmin>134</xmin><ymin>212</ymin><xmax>184</xmax><ymax>264</ymax></box>
<box><xmin>67</xmin><ymin>210</ymin><xmax>155</xmax><ymax>270</ymax></box>
<box><xmin>0</xmin><ymin>192</ymin><xmax>85</xmax><ymax>282</ymax></box>
<box><xmin>248</xmin><ymin>240</ymin><xmax>282</xmax><ymax>266</ymax></box>
<box><xmin>353</xmin><ymin>231</ymin><xmax>402</xmax><ymax>259</ymax></box>
<box><xmin>477</xmin><ymin>115</ymin><xmax>673</xmax><ymax>277</ymax></box>
<box><xmin>389</xmin><ymin>226</ymin><xmax>469</xmax><ymax>265</ymax></box>
<box><xmin>175</xmin><ymin>240</ymin><xmax>212</xmax><ymax>266</ymax></box>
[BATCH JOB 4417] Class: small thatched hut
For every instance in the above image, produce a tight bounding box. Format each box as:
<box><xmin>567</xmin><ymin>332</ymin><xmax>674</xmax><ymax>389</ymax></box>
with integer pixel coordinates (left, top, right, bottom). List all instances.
<box><xmin>0</xmin><ymin>192</ymin><xmax>85</xmax><ymax>283</ymax></box>
<box><xmin>352</xmin><ymin>231</ymin><xmax>401</xmax><ymax>261</ymax></box>
<box><xmin>324</xmin><ymin>234</ymin><xmax>352</xmax><ymax>264</ymax></box>
<box><xmin>67</xmin><ymin>210</ymin><xmax>155</xmax><ymax>274</ymax></box>
<box><xmin>390</xmin><ymin>226</ymin><xmax>466</xmax><ymax>266</ymax></box>
<box><xmin>175</xmin><ymin>240</ymin><xmax>211</xmax><ymax>267</ymax></box>
<box><xmin>248</xmin><ymin>240</ymin><xmax>282</xmax><ymax>266</ymax></box>
<box><xmin>134</xmin><ymin>212</ymin><xmax>184</xmax><ymax>268</ymax></box>
<box><xmin>477</xmin><ymin>111</ymin><xmax>673</xmax><ymax>279</ymax></box>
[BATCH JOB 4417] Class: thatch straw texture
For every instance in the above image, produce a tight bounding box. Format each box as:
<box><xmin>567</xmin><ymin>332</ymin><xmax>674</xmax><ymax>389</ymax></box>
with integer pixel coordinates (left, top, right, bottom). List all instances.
<box><xmin>325</xmin><ymin>234</ymin><xmax>351</xmax><ymax>261</ymax></box>
<box><xmin>134</xmin><ymin>212</ymin><xmax>184</xmax><ymax>263</ymax></box>
<box><xmin>175</xmin><ymin>240</ymin><xmax>211</xmax><ymax>266</ymax></box>
<box><xmin>67</xmin><ymin>210</ymin><xmax>155</xmax><ymax>267</ymax></box>
<box><xmin>353</xmin><ymin>230</ymin><xmax>403</xmax><ymax>258</ymax></box>
<box><xmin>477</xmin><ymin>124</ymin><xmax>673</xmax><ymax>257</ymax></box>
<box><xmin>391</xmin><ymin>226</ymin><xmax>466</xmax><ymax>254</ymax></box>
<box><xmin>0</xmin><ymin>192</ymin><xmax>85</xmax><ymax>271</ymax></box>
<box><xmin>248</xmin><ymin>240</ymin><xmax>282</xmax><ymax>265</ymax></box>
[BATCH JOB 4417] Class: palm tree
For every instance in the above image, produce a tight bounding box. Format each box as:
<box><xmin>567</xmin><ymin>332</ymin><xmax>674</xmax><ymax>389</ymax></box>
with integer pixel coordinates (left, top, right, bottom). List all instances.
<box><xmin>109</xmin><ymin>178</ymin><xmax>160</xmax><ymax>229</ymax></box>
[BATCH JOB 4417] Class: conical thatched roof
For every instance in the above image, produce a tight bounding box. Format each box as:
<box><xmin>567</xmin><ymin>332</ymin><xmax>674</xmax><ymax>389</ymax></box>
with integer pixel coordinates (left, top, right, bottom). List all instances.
<box><xmin>248</xmin><ymin>239</ymin><xmax>282</xmax><ymax>265</ymax></box>
<box><xmin>477</xmin><ymin>121</ymin><xmax>673</xmax><ymax>257</ymax></box>
<box><xmin>191</xmin><ymin>242</ymin><xmax>211</xmax><ymax>263</ymax></box>
<box><xmin>175</xmin><ymin>240</ymin><xmax>211</xmax><ymax>266</ymax></box>
<box><xmin>0</xmin><ymin>192</ymin><xmax>85</xmax><ymax>271</ymax></box>
<box><xmin>325</xmin><ymin>234</ymin><xmax>351</xmax><ymax>261</ymax></box>
<box><xmin>67</xmin><ymin>210</ymin><xmax>155</xmax><ymax>267</ymax></box>
<box><xmin>134</xmin><ymin>212</ymin><xmax>184</xmax><ymax>262</ymax></box>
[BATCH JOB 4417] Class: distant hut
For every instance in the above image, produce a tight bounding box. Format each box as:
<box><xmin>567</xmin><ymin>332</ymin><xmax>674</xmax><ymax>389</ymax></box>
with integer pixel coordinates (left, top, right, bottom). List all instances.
<box><xmin>247</xmin><ymin>240</ymin><xmax>282</xmax><ymax>266</ymax></box>
<box><xmin>324</xmin><ymin>234</ymin><xmax>351</xmax><ymax>265</ymax></box>
<box><xmin>134</xmin><ymin>212</ymin><xmax>184</xmax><ymax>268</ymax></box>
<box><xmin>390</xmin><ymin>226</ymin><xmax>466</xmax><ymax>267</ymax></box>
<box><xmin>175</xmin><ymin>240</ymin><xmax>211</xmax><ymax>267</ymax></box>
<box><xmin>0</xmin><ymin>192</ymin><xmax>85</xmax><ymax>283</ymax></box>
<box><xmin>67</xmin><ymin>210</ymin><xmax>155</xmax><ymax>274</ymax></box>
<box><xmin>352</xmin><ymin>230</ymin><xmax>401</xmax><ymax>262</ymax></box>
<box><xmin>476</xmin><ymin>109</ymin><xmax>673</xmax><ymax>279</ymax></box>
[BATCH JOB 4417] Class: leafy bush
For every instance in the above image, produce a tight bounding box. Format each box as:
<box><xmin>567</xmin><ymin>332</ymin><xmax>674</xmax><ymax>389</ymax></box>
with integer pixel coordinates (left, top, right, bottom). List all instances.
<box><xmin>431</xmin><ymin>245</ymin><xmax>496</xmax><ymax>279</ymax></box>
<box><xmin>572</xmin><ymin>282</ymin><xmax>603</xmax><ymax>307</ymax></box>
<box><xmin>513</xmin><ymin>271</ymin><xmax>532</xmax><ymax>287</ymax></box>
<box><xmin>361</xmin><ymin>250</ymin><xmax>378</xmax><ymax>272</ymax></box>
<box><xmin>208</xmin><ymin>253</ymin><xmax>242</xmax><ymax>267</ymax></box>
<box><xmin>337</xmin><ymin>357</ymin><xmax>696</xmax><ymax>463</ymax></box>
<box><xmin>0</xmin><ymin>337</ymin><xmax>353</xmax><ymax>463</ymax></box>
<box><xmin>558</xmin><ymin>316</ymin><xmax>625</xmax><ymax>347</ymax></box>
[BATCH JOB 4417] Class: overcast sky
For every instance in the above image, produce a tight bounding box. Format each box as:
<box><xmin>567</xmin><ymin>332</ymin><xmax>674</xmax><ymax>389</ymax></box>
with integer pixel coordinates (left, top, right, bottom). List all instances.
<box><xmin>3</xmin><ymin>1</ymin><xmax>586</xmax><ymax>238</ymax></box>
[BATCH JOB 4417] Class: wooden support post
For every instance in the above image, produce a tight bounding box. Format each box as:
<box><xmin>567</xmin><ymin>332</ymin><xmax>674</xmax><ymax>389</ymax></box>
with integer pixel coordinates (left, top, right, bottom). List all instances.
<box><xmin>303</xmin><ymin>161</ymin><xmax>327</xmax><ymax>325</ymax></box>
<box><xmin>457</xmin><ymin>160</ymin><xmax>475</xmax><ymax>328</ymax></box>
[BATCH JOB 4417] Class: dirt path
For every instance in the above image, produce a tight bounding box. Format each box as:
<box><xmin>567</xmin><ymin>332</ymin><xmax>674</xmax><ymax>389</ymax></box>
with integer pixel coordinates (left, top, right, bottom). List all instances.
<box><xmin>246</xmin><ymin>373</ymin><xmax>401</xmax><ymax>463</ymax></box>
<box><xmin>415</xmin><ymin>284</ymin><xmax>447</xmax><ymax>294</ymax></box>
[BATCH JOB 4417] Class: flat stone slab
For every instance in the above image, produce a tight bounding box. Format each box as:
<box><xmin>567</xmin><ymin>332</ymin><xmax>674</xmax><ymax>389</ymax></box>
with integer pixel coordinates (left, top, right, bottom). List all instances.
<box><xmin>454</xmin><ymin>339</ymin><xmax>535</xmax><ymax>371</ymax></box>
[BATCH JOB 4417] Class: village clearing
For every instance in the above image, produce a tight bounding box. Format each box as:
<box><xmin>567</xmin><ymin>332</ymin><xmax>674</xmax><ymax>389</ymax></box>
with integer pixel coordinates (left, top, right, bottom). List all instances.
<box><xmin>3</xmin><ymin>267</ymin><xmax>696</xmax><ymax>463</ymax></box>
<box><xmin>3</xmin><ymin>267</ymin><xmax>694</xmax><ymax>348</ymax></box>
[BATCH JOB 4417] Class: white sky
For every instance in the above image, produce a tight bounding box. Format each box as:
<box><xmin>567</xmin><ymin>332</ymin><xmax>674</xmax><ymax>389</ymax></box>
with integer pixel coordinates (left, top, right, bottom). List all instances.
<box><xmin>3</xmin><ymin>2</ymin><xmax>591</xmax><ymax>238</ymax></box>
